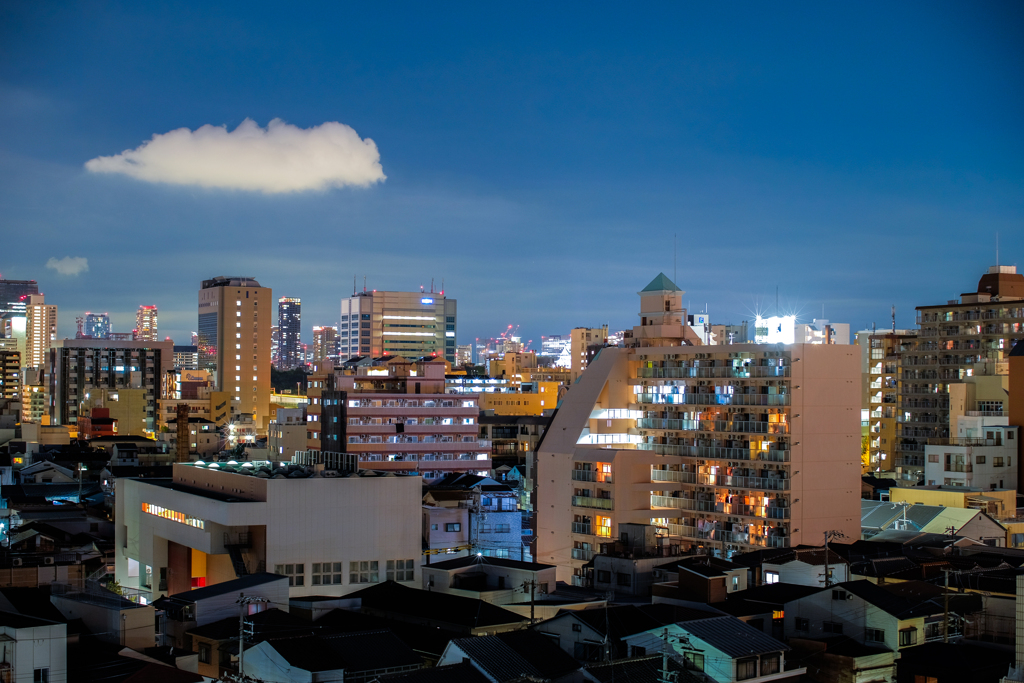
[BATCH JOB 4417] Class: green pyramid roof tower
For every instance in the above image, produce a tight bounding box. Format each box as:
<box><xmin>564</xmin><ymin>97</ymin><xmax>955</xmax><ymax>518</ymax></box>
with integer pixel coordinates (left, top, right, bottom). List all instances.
<box><xmin>640</xmin><ymin>272</ymin><xmax>682</xmax><ymax>293</ymax></box>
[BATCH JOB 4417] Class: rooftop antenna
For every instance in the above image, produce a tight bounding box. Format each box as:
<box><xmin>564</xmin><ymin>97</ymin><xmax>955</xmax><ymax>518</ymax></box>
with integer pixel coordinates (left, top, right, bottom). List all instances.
<box><xmin>441</xmin><ymin>278</ymin><xmax>444</xmax><ymax>295</ymax></box>
<box><xmin>892</xmin><ymin>305</ymin><xmax>896</xmax><ymax>333</ymax></box>
<box><xmin>674</xmin><ymin>232</ymin><xmax>677</xmax><ymax>284</ymax></box>
<box><xmin>363</xmin><ymin>276</ymin><xmax>367</xmax><ymax>293</ymax></box>
<box><xmin>353</xmin><ymin>275</ymin><xmax>357</xmax><ymax>296</ymax></box>
<box><xmin>431</xmin><ymin>278</ymin><xmax>434</xmax><ymax>294</ymax></box>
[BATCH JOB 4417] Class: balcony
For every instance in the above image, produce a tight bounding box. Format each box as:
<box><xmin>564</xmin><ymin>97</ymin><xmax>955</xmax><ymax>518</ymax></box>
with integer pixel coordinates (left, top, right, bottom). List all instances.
<box><xmin>696</xmin><ymin>473</ymin><xmax>790</xmax><ymax>491</ymax></box>
<box><xmin>637</xmin><ymin>418</ymin><xmax>789</xmax><ymax>435</ymax></box>
<box><xmin>651</xmin><ymin>469</ymin><xmax>695</xmax><ymax>483</ymax></box>
<box><xmin>635</xmin><ymin>393</ymin><xmax>791</xmax><ymax>407</ymax></box>
<box><xmin>636</xmin><ymin>366</ymin><xmax>790</xmax><ymax>379</ymax></box>
<box><xmin>638</xmin><ymin>443</ymin><xmax>790</xmax><ymax>462</ymax></box>
<box><xmin>571</xmin><ymin>548</ymin><xmax>594</xmax><ymax>561</ymax></box>
<box><xmin>572</xmin><ymin>522</ymin><xmax>593</xmax><ymax>535</ymax></box>
<box><xmin>572</xmin><ymin>496</ymin><xmax>614</xmax><ymax>510</ymax></box>
<box><xmin>571</xmin><ymin>470</ymin><xmax>612</xmax><ymax>484</ymax></box>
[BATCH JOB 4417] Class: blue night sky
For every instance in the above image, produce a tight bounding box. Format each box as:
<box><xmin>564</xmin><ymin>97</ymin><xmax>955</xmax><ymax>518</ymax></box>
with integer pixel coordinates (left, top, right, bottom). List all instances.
<box><xmin>1</xmin><ymin>2</ymin><xmax>1022</xmax><ymax>349</ymax></box>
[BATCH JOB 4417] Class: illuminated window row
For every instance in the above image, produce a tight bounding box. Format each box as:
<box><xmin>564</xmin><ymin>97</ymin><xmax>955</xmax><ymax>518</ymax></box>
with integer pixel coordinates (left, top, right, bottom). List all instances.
<box><xmin>142</xmin><ymin>503</ymin><xmax>205</xmax><ymax>529</ymax></box>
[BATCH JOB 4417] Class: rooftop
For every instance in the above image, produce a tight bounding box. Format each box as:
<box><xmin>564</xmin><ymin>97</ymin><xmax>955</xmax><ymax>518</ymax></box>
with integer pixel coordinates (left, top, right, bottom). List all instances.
<box><xmin>424</xmin><ymin>556</ymin><xmax>554</xmax><ymax>573</ymax></box>
<box><xmin>680</xmin><ymin>615</ymin><xmax>788</xmax><ymax>658</ymax></box>
<box><xmin>640</xmin><ymin>272</ymin><xmax>682</xmax><ymax>293</ymax></box>
<box><xmin>449</xmin><ymin>629</ymin><xmax>580</xmax><ymax>682</ymax></box>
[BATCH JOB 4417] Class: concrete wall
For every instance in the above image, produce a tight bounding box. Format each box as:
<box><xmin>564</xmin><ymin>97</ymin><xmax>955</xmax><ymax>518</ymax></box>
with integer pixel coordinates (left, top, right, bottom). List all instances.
<box><xmin>3</xmin><ymin>621</ymin><xmax>66</xmax><ymax>683</ymax></box>
<box><xmin>118</xmin><ymin>465</ymin><xmax>422</xmax><ymax>599</ymax></box>
<box><xmin>789</xmin><ymin>344</ymin><xmax>862</xmax><ymax>546</ymax></box>
<box><xmin>50</xmin><ymin>594</ymin><xmax>155</xmax><ymax>650</ymax></box>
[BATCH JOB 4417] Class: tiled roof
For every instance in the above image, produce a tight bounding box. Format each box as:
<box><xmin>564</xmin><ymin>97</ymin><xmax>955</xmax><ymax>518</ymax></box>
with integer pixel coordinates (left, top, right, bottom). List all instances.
<box><xmin>375</xmin><ymin>661</ymin><xmax>490</xmax><ymax>683</ymax></box>
<box><xmin>270</xmin><ymin>630</ymin><xmax>421</xmax><ymax>673</ymax></box>
<box><xmin>680</xmin><ymin>616</ymin><xmax>788</xmax><ymax>658</ymax></box>
<box><xmin>640</xmin><ymin>273</ymin><xmax>682</xmax><ymax>293</ymax></box>
<box><xmin>426</xmin><ymin>556</ymin><xmax>554</xmax><ymax>572</ymax></box>
<box><xmin>452</xmin><ymin>630</ymin><xmax>580</xmax><ymax>682</ymax></box>
<box><xmin>584</xmin><ymin>655</ymin><xmax>703</xmax><ymax>683</ymax></box>
<box><xmin>344</xmin><ymin>580</ymin><xmax>526</xmax><ymax>630</ymax></box>
<box><xmin>571</xmin><ymin>605</ymin><xmax>664</xmax><ymax>641</ymax></box>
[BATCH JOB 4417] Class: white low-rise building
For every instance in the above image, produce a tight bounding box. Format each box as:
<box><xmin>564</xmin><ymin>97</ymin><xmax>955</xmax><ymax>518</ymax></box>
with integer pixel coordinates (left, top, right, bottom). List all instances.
<box><xmin>924</xmin><ymin>421</ymin><xmax>1018</xmax><ymax>489</ymax></box>
<box><xmin>115</xmin><ymin>460</ymin><xmax>423</xmax><ymax>602</ymax></box>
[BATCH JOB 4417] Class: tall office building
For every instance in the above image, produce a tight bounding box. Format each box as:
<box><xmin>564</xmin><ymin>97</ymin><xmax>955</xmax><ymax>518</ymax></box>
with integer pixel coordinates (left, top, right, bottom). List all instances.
<box><xmin>25</xmin><ymin>294</ymin><xmax>57</xmax><ymax>370</ymax></box>
<box><xmin>84</xmin><ymin>312</ymin><xmax>111</xmax><ymax>339</ymax></box>
<box><xmin>198</xmin><ymin>276</ymin><xmax>272</xmax><ymax>428</ymax></box>
<box><xmin>340</xmin><ymin>289</ymin><xmax>457</xmax><ymax>363</ymax></box>
<box><xmin>277</xmin><ymin>297</ymin><xmax>302</xmax><ymax>369</ymax></box>
<box><xmin>135</xmin><ymin>305</ymin><xmax>158</xmax><ymax>341</ymax></box>
<box><xmin>0</xmin><ymin>279</ymin><xmax>39</xmax><ymax>320</ymax></box>
<box><xmin>536</xmin><ymin>274</ymin><xmax>860</xmax><ymax>583</ymax></box>
<box><xmin>312</xmin><ymin>325</ymin><xmax>338</xmax><ymax>361</ymax></box>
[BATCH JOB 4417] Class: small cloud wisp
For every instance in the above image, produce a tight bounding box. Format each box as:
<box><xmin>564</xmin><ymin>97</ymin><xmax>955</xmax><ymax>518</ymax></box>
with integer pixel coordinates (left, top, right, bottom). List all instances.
<box><xmin>46</xmin><ymin>256</ymin><xmax>89</xmax><ymax>276</ymax></box>
<box><xmin>85</xmin><ymin>118</ymin><xmax>386</xmax><ymax>194</ymax></box>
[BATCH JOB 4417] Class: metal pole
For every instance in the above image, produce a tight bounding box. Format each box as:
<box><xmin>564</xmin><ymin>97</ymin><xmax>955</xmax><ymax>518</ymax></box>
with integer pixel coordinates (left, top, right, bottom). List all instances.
<box><xmin>238</xmin><ymin>593</ymin><xmax>246</xmax><ymax>680</ymax></box>
<box><xmin>823</xmin><ymin>531</ymin><xmax>830</xmax><ymax>587</ymax></box>
<box><xmin>943</xmin><ymin>569</ymin><xmax>950</xmax><ymax>643</ymax></box>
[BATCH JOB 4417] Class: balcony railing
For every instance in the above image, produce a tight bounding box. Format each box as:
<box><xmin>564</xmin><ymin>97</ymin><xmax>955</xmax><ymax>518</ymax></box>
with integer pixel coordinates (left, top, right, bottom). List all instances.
<box><xmin>696</xmin><ymin>473</ymin><xmax>790</xmax><ymax>491</ymax></box>
<box><xmin>571</xmin><ymin>470</ymin><xmax>612</xmax><ymax>483</ymax></box>
<box><xmin>571</xmin><ymin>548</ymin><xmax>594</xmax><ymax>561</ymax></box>
<box><xmin>927</xmin><ymin>437</ymin><xmax>1002</xmax><ymax>447</ymax></box>
<box><xmin>635</xmin><ymin>394</ymin><xmax>790</xmax><ymax>407</ymax></box>
<box><xmin>572</xmin><ymin>496</ymin><xmax>614</xmax><ymax>510</ymax></box>
<box><xmin>637</xmin><ymin>443</ymin><xmax>790</xmax><ymax>462</ymax></box>
<box><xmin>637</xmin><ymin>418</ymin><xmax>790</xmax><ymax>435</ymax></box>
<box><xmin>636</xmin><ymin>366</ymin><xmax>790</xmax><ymax>379</ymax></box>
<box><xmin>651</xmin><ymin>469</ymin><xmax>695</xmax><ymax>483</ymax></box>
<box><xmin>572</xmin><ymin>522</ymin><xmax>593</xmax><ymax>535</ymax></box>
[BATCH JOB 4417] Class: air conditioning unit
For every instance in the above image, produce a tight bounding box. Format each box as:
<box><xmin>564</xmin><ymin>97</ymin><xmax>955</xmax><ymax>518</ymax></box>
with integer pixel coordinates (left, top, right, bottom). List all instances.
<box><xmin>44</xmin><ymin>557</ymin><xmax>55</xmax><ymax>566</ymax></box>
<box><xmin>11</xmin><ymin>559</ymin><xmax>22</xmax><ymax>567</ymax></box>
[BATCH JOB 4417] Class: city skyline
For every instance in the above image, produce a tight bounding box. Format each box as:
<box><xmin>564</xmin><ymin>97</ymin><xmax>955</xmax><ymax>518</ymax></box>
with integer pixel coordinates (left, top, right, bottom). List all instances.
<box><xmin>1</xmin><ymin>3</ymin><xmax>1022</xmax><ymax>348</ymax></box>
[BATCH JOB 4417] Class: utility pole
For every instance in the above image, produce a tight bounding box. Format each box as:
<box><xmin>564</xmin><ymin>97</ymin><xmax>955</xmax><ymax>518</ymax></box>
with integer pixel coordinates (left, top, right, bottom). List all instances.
<box><xmin>659</xmin><ymin>628</ymin><xmax>680</xmax><ymax>683</ymax></box>
<box><xmin>236</xmin><ymin>593</ymin><xmax>268</xmax><ymax>681</ymax></box>
<box><xmin>523</xmin><ymin>580</ymin><xmax>536</xmax><ymax>624</ymax></box>
<box><xmin>943</xmin><ymin>568</ymin><xmax>950</xmax><ymax>643</ymax></box>
<box><xmin>823</xmin><ymin>530</ymin><xmax>846</xmax><ymax>587</ymax></box>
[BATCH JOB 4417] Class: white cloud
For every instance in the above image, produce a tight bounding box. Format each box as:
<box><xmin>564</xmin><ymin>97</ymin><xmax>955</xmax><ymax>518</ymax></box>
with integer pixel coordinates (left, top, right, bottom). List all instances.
<box><xmin>46</xmin><ymin>256</ymin><xmax>89</xmax><ymax>276</ymax></box>
<box><xmin>84</xmin><ymin>118</ymin><xmax>386</xmax><ymax>194</ymax></box>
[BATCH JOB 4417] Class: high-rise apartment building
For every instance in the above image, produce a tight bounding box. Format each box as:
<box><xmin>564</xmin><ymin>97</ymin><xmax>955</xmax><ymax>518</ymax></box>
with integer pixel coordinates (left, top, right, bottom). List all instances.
<box><xmin>0</xmin><ymin>350</ymin><xmax>20</xmax><ymax>400</ymax></box>
<box><xmin>895</xmin><ymin>265</ymin><xmax>1024</xmax><ymax>480</ymax></box>
<box><xmin>49</xmin><ymin>338</ymin><xmax>173</xmax><ymax>431</ymax></box>
<box><xmin>277</xmin><ymin>297</ymin><xmax>302</xmax><ymax>369</ymax></box>
<box><xmin>536</xmin><ymin>274</ymin><xmax>861</xmax><ymax>583</ymax></box>
<box><xmin>860</xmin><ymin>330</ymin><xmax>916</xmax><ymax>473</ymax></box>
<box><xmin>197</xmin><ymin>276</ymin><xmax>273</xmax><ymax>429</ymax></box>
<box><xmin>340</xmin><ymin>289</ymin><xmax>457</xmax><ymax>364</ymax></box>
<box><xmin>84</xmin><ymin>312</ymin><xmax>111</xmax><ymax>339</ymax></box>
<box><xmin>312</xmin><ymin>326</ymin><xmax>338</xmax><ymax>362</ymax></box>
<box><xmin>0</xmin><ymin>279</ymin><xmax>39</xmax><ymax>320</ymax></box>
<box><xmin>135</xmin><ymin>305</ymin><xmax>158</xmax><ymax>341</ymax></box>
<box><xmin>26</xmin><ymin>294</ymin><xmax>57</xmax><ymax>370</ymax></box>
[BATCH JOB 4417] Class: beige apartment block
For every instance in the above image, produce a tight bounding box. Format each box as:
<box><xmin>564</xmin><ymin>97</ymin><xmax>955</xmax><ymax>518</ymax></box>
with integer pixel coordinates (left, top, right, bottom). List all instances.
<box><xmin>536</xmin><ymin>274</ymin><xmax>861</xmax><ymax>584</ymax></box>
<box><xmin>197</xmin><ymin>277</ymin><xmax>272</xmax><ymax>431</ymax></box>
<box><xmin>862</xmin><ymin>331</ymin><xmax>917</xmax><ymax>474</ymax></box>
<box><xmin>570</xmin><ymin>325</ymin><xmax>609</xmax><ymax>382</ymax></box>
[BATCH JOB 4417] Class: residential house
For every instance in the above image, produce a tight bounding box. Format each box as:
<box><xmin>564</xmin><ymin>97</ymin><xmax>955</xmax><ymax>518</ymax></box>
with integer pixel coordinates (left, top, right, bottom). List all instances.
<box><xmin>625</xmin><ymin>614</ymin><xmax>805</xmax><ymax>683</ymax></box>
<box><xmin>0</xmin><ymin>611</ymin><xmax>67</xmax><ymax>683</ymax></box>
<box><xmin>732</xmin><ymin>546</ymin><xmax>849</xmax><ymax>587</ymax></box>
<box><xmin>861</xmin><ymin>500</ymin><xmax>1008</xmax><ymax>546</ymax></box>
<box><xmin>782</xmin><ymin>580</ymin><xmax>982</xmax><ymax>652</ymax></box>
<box><xmin>437</xmin><ymin>629</ymin><xmax>582</xmax><ymax>683</ymax></box>
<box><xmin>244</xmin><ymin>629</ymin><xmax>423</xmax><ymax>682</ymax></box>
<box><xmin>421</xmin><ymin>556</ymin><xmax>555</xmax><ymax>606</ymax></box>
